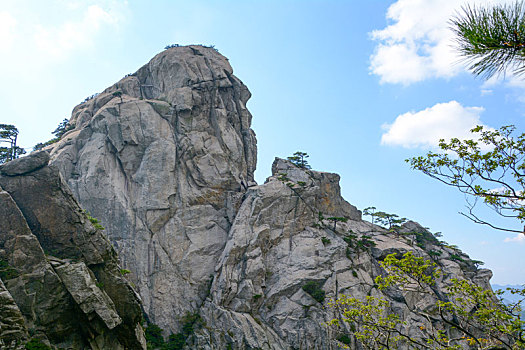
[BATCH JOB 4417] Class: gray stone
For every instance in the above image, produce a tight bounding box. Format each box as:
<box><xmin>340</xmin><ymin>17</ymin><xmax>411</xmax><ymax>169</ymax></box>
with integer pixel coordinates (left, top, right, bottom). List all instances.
<box><xmin>0</xmin><ymin>151</ymin><xmax>49</xmax><ymax>176</ymax></box>
<box><xmin>46</xmin><ymin>45</ymin><xmax>496</xmax><ymax>349</ymax></box>
<box><xmin>50</xmin><ymin>45</ymin><xmax>256</xmax><ymax>332</ymax></box>
<box><xmin>0</xmin><ymin>153</ymin><xmax>146</xmax><ymax>349</ymax></box>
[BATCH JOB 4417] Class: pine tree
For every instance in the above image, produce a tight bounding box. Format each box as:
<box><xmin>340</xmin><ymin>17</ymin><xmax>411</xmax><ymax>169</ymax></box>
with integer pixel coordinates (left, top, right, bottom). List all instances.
<box><xmin>0</xmin><ymin>124</ymin><xmax>25</xmax><ymax>164</ymax></box>
<box><xmin>287</xmin><ymin>151</ymin><xmax>311</xmax><ymax>169</ymax></box>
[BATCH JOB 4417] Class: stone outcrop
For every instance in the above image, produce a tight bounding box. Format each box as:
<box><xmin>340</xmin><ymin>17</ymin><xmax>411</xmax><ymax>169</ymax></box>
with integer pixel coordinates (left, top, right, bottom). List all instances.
<box><xmin>46</xmin><ymin>45</ymin><xmax>494</xmax><ymax>349</ymax></box>
<box><xmin>0</xmin><ymin>152</ymin><xmax>146</xmax><ymax>349</ymax></box>
<box><xmin>50</xmin><ymin>45</ymin><xmax>257</xmax><ymax>331</ymax></box>
<box><xmin>191</xmin><ymin>159</ymin><xmax>492</xmax><ymax>349</ymax></box>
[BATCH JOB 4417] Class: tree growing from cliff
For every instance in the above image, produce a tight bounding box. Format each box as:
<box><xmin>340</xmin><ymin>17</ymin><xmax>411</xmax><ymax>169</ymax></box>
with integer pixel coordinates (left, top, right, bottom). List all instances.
<box><xmin>52</xmin><ymin>118</ymin><xmax>73</xmax><ymax>139</ymax></box>
<box><xmin>287</xmin><ymin>151</ymin><xmax>311</xmax><ymax>169</ymax></box>
<box><xmin>33</xmin><ymin>119</ymin><xmax>75</xmax><ymax>151</ymax></box>
<box><xmin>328</xmin><ymin>252</ymin><xmax>525</xmax><ymax>349</ymax></box>
<box><xmin>0</xmin><ymin>124</ymin><xmax>25</xmax><ymax>164</ymax></box>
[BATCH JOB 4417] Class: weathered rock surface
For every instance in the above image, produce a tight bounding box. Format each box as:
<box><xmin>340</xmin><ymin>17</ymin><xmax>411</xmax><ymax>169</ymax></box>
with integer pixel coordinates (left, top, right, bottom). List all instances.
<box><xmin>189</xmin><ymin>159</ymin><xmax>492</xmax><ymax>349</ymax></box>
<box><xmin>0</xmin><ymin>152</ymin><xmax>146</xmax><ymax>349</ymax></box>
<box><xmin>47</xmin><ymin>46</ymin><xmax>494</xmax><ymax>349</ymax></box>
<box><xmin>50</xmin><ymin>45</ymin><xmax>257</xmax><ymax>331</ymax></box>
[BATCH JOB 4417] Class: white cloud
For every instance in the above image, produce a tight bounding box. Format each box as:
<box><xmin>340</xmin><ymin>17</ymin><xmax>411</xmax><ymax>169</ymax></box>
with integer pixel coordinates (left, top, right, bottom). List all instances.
<box><xmin>0</xmin><ymin>11</ymin><xmax>17</xmax><ymax>51</ymax></box>
<box><xmin>504</xmin><ymin>233</ymin><xmax>525</xmax><ymax>244</ymax></box>
<box><xmin>381</xmin><ymin>101</ymin><xmax>487</xmax><ymax>148</ymax></box>
<box><xmin>34</xmin><ymin>5</ymin><xmax>119</xmax><ymax>59</ymax></box>
<box><xmin>370</xmin><ymin>0</ymin><xmax>514</xmax><ymax>85</ymax></box>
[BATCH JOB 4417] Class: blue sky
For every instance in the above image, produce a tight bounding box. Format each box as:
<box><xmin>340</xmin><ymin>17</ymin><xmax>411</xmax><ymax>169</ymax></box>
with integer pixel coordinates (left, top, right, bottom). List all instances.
<box><xmin>1</xmin><ymin>0</ymin><xmax>524</xmax><ymax>284</ymax></box>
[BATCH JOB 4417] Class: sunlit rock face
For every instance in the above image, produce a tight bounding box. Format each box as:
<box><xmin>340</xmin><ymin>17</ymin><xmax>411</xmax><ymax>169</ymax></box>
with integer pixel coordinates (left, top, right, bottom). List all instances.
<box><xmin>49</xmin><ymin>46</ymin><xmax>493</xmax><ymax>349</ymax></box>
<box><xmin>50</xmin><ymin>45</ymin><xmax>257</xmax><ymax>331</ymax></box>
<box><xmin>0</xmin><ymin>152</ymin><xmax>145</xmax><ymax>349</ymax></box>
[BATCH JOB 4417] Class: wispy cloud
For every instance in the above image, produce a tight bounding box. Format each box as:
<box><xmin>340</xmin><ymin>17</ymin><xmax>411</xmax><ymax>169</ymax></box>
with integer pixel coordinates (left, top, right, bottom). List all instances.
<box><xmin>34</xmin><ymin>5</ymin><xmax>120</xmax><ymax>59</ymax></box>
<box><xmin>504</xmin><ymin>233</ymin><xmax>525</xmax><ymax>244</ymax></box>
<box><xmin>370</xmin><ymin>0</ymin><xmax>515</xmax><ymax>85</ymax></box>
<box><xmin>381</xmin><ymin>101</ymin><xmax>488</xmax><ymax>148</ymax></box>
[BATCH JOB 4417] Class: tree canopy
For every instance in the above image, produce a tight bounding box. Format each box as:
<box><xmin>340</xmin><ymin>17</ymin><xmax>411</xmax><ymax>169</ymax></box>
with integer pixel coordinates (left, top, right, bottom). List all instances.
<box><xmin>287</xmin><ymin>151</ymin><xmax>311</xmax><ymax>169</ymax></box>
<box><xmin>409</xmin><ymin>125</ymin><xmax>525</xmax><ymax>233</ymax></box>
<box><xmin>409</xmin><ymin>1</ymin><xmax>525</xmax><ymax>233</ymax></box>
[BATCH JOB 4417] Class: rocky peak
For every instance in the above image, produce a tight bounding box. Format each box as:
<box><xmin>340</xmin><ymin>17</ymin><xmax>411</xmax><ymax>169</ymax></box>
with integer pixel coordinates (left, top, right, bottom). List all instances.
<box><xmin>41</xmin><ymin>46</ymin><xmax>495</xmax><ymax>349</ymax></box>
<box><xmin>49</xmin><ymin>45</ymin><xmax>257</xmax><ymax>332</ymax></box>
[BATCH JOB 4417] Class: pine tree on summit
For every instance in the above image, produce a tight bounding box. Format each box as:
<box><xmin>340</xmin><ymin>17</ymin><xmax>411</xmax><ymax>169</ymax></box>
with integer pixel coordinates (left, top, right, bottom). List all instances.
<box><xmin>287</xmin><ymin>151</ymin><xmax>311</xmax><ymax>169</ymax></box>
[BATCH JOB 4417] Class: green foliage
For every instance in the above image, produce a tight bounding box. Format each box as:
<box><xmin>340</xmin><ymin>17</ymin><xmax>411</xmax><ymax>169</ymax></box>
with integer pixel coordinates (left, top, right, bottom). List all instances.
<box><xmin>328</xmin><ymin>251</ymin><xmax>525</xmax><ymax>349</ymax></box>
<box><xmin>164</xmin><ymin>333</ymin><xmax>185</xmax><ymax>349</ymax></box>
<box><xmin>34</xmin><ymin>119</ymin><xmax>74</xmax><ymax>151</ymax></box>
<box><xmin>85</xmin><ymin>211</ymin><xmax>105</xmax><ymax>230</ymax></box>
<box><xmin>120</xmin><ymin>268</ymin><xmax>131</xmax><ymax>275</ymax></box>
<box><xmin>321</xmin><ymin>237</ymin><xmax>331</xmax><ymax>246</ymax></box>
<box><xmin>0</xmin><ymin>259</ymin><xmax>19</xmax><ymax>280</ymax></box>
<box><xmin>25</xmin><ymin>339</ymin><xmax>52</xmax><ymax>350</ymax></box>
<box><xmin>277</xmin><ymin>173</ymin><xmax>290</xmax><ymax>182</ymax></box>
<box><xmin>355</xmin><ymin>235</ymin><xmax>376</xmax><ymax>250</ymax></box>
<box><xmin>253</xmin><ymin>294</ymin><xmax>262</xmax><ymax>301</ymax></box>
<box><xmin>302</xmin><ymin>281</ymin><xmax>326</xmax><ymax>303</ymax></box>
<box><xmin>326</xmin><ymin>216</ymin><xmax>348</xmax><ymax>231</ymax></box>
<box><xmin>0</xmin><ymin>124</ymin><xmax>25</xmax><ymax>164</ymax></box>
<box><xmin>146</xmin><ymin>313</ymin><xmax>203</xmax><ymax>350</ymax></box>
<box><xmin>449</xmin><ymin>254</ymin><xmax>465</xmax><ymax>263</ymax></box>
<box><xmin>451</xmin><ymin>1</ymin><xmax>525</xmax><ymax>79</ymax></box>
<box><xmin>180</xmin><ymin>313</ymin><xmax>201</xmax><ymax>336</ymax></box>
<box><xmin>287</xmin><ymin>151</ymin><xmax>311</xmax><ymax>169</ymax></box>
<box><xmin>33</xmin><ymin>138</ymin><xmax>60</xmax><ymax>151</ymax></box>
<box><xmin>164</xmin><ymin>44</ymin><xmax>180</xmax><ymax>49</ymax></box>
<box><xmin>336</xmin><ymin>334</ymin><xmax>352</xmax><ymax>346</ymax></box>
<box><xmin>52</xmin><ymin>118</ymin><xmax>74</xmax><ymax>138</ymax></box>
<box><xmin>428</xmin><ymin>250</ymin><xmax>442</xmax><ymax>258</ymax></box>
<box><xmin>328</xmin><ymin>296</ymin><xmax>405</xmax><ymax>349</ymax></box>
<box><xmin>408</xmin><ymin>125</ymin><xmax>525</xmax><ymax>233</ymax></box>
<box><xmin>112</xmin><ymin>91</ymin><xmax>123</xmax><ymax>103</ymax></box>
<box><xmin>375</xmin><ymin>252</ymin><xmax>441</xmax><ymax>292</ymax></box>
<box><xmin>145</xmin><ymin>323</ymin><xmax>165</xmax><ymax>349</ymax></box>
<box><xmin>343</xmin><ymin>232</ymin><xmax>376</xmax><ymax>256</ymax></box>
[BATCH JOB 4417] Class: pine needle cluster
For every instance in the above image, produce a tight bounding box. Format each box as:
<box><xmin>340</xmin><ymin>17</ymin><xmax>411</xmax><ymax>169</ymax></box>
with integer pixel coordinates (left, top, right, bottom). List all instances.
<box><xmin>451</xmin><ymin>1</ymin><xmax>525</xmax><ymax>79</ymax></box>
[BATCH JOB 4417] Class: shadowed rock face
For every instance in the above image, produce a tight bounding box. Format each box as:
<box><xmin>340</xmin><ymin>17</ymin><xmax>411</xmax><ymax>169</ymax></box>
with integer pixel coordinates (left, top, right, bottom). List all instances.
<box><xmin>50</xmin><ymin>45</ymin><xmax>257</xmax><ymax>330</ymax></box>
<box><xmin>0</xmin><ymin>152</ymin><xmax>145</xmax><ymax>349</ymax></box>
<box><xmin>48</xmin><ymin>46</ymin><xmax>494</xmax><ymax>349</ymax></box>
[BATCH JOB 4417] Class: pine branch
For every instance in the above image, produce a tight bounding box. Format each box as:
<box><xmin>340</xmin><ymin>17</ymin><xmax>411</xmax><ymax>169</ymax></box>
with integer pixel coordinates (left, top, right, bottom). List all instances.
<box><xmin>451</xmin><ymin>1</ymin><xmax>525</xmax><ymax>79</ymax></box>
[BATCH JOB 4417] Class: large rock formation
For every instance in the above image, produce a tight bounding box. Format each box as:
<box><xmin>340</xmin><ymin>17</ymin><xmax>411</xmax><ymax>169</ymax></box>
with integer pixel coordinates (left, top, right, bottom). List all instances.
<box><xmin>0</xmin><ymin>152</ymin><xmax>146</xmax><ymax>349</ymax></box>
<box><xmin>51</xmin><ymin>45</ymin><xmax>257</xmax><ymax>331</ymax></box>
<box><xmin>47</xmin><ymin>45</ymin><xmax>493</xmax><ymax>349</ymax></box>
<box><xmin>193</xmin><ymin>159</ymin><xmax>492</xmax><ymax>348</ymax></box>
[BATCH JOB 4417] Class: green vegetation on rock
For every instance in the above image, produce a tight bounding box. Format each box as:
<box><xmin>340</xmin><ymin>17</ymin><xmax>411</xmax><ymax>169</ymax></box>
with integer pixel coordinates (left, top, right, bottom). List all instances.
<box><xmin>302</xmin><ymin>281</ymin><xmax>325</xmax><ymax>303</ymax></box>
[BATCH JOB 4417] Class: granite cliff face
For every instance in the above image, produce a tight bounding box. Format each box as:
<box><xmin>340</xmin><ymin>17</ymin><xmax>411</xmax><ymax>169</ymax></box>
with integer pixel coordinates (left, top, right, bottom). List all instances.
<box><xmin>51</xmin><ymin>45</ymin><xmax>257</xmax><ymax>332</ymax></box>
<box><xmin>0</xmin><ymin>152</ymin><xmax>145</xmax><ymax>349</ymax></box>
<box><xmin>46</xmin><ymin>46</ymin><xmax>493</xmax><ymax>349</ymax></box>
